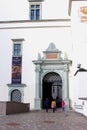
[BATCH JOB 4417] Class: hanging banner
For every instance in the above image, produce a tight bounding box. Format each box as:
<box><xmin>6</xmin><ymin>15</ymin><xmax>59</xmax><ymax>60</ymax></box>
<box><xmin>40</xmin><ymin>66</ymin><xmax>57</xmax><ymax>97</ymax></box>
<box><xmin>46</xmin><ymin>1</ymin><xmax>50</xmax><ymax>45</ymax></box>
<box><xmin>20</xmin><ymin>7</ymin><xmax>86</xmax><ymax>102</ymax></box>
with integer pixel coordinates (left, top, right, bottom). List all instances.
<box><xmin>12</xmin><ymin>57</ymin><xmax>22</xmax><ymax>84</ymax></box>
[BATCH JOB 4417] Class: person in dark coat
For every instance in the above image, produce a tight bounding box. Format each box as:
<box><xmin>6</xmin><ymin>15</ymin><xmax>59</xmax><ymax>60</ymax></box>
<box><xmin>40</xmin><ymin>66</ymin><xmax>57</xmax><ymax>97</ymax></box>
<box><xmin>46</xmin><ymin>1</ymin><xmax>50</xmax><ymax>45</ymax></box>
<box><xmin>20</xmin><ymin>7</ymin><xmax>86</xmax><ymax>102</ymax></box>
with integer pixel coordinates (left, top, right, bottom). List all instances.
<box><xmin>44</xmin><ymin>98</ymin><xmax>50</xmax><ymax>112</ymax></box>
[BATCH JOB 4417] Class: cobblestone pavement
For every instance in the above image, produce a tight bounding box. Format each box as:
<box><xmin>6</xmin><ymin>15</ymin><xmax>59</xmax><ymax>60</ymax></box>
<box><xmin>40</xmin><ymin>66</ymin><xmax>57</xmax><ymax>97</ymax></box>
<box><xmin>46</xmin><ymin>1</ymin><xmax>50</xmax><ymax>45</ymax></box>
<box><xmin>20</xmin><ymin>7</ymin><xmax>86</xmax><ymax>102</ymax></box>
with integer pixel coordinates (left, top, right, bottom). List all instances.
<box><xmin>0</xmin><ymin>109</ymin><xmax>87</xmax><ymax>130</ymax></box>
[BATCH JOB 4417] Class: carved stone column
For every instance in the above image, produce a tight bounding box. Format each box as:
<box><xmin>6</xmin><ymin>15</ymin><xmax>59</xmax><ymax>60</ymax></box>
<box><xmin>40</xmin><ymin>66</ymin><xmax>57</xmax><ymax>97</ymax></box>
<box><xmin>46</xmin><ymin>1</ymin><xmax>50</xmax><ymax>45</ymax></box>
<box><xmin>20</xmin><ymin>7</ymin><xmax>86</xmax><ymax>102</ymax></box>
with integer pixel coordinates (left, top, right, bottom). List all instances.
<box><xmin>63</xmin><ymin>68</ymin><xmax>70</xmax><ymax>111</ymax></box>
<box><xmin>34</xmin><ymin>64</ymin><xmax>41</xmax><ymax>110</ymax></box>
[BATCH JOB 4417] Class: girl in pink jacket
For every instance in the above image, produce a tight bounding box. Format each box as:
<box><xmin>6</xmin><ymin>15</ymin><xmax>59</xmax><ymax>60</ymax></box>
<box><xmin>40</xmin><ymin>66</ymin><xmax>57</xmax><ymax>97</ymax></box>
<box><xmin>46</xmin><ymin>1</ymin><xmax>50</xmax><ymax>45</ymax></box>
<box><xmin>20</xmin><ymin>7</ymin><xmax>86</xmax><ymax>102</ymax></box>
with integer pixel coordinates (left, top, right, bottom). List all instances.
<box><xmin>62</xmin><ymin>100</ymin><xmax>65</xmax><ymax>112</ymax></box>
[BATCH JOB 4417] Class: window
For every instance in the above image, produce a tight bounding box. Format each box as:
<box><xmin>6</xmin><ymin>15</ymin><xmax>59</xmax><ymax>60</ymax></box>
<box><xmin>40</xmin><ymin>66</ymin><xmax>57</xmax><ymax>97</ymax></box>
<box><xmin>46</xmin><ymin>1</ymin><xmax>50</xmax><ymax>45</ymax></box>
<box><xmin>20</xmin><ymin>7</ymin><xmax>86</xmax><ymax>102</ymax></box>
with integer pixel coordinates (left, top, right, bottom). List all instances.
<box><xmin>12</xmin><ymin>39</ymin><xmax>24</xmax><ymax>56</ymax></box>
<box><xmin>13</xmin><ymin>44</ymin><xmax>21</xmax><ymax>56</ymax></box>
<box><xmin>30</xmin><ymin>3</ymin><xmax>41</xmax><ymax>20</ymax></box>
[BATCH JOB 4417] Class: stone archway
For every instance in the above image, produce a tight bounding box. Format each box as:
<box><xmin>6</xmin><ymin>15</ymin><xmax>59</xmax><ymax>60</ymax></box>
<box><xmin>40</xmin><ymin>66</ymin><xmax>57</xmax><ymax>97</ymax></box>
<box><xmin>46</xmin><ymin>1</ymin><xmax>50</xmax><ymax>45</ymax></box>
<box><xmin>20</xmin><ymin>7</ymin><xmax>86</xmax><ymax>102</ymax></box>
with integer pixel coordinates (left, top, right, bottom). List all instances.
<box><xmin>42</xmin><ymin>72</ymin><xmax>62</xmax><ymax>108</ymax></box>
<box><xmin>33</xmin><ymin>43</ymin><xmax>72</xmax><ymax>110</ymax></box>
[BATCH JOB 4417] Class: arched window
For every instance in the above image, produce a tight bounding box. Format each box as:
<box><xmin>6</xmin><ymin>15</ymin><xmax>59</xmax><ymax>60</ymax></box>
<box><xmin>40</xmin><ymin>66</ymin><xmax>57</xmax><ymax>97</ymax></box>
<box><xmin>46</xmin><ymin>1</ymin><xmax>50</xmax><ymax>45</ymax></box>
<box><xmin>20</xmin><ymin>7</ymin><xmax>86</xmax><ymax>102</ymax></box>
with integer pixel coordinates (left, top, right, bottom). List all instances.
<box><xmin>11</xmin><ymin>89</ymin><xmax>21</xmax><ymax>102</ymax></box>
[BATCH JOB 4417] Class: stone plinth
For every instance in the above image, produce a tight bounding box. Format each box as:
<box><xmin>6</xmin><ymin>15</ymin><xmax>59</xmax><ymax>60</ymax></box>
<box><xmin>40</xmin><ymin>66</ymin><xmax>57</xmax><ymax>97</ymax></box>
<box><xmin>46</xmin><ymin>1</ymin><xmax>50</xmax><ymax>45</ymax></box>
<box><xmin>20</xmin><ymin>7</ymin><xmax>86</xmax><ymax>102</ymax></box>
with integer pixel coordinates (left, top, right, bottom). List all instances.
<box><xmin>0</xmin><ymin>101</ymin><xmax>30</xmax><ymax>115</ymax></box>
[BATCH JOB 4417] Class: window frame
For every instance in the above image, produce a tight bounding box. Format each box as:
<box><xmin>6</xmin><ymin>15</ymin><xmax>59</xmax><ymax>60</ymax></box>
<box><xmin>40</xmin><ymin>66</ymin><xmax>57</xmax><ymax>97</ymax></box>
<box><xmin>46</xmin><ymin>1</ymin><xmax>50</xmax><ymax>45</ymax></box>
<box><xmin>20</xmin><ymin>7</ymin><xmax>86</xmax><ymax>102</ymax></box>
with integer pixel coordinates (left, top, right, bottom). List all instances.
<box><xmin>13</xmin><ymin>43</ymin><xmax>22</xmax><ymax>56</ymax></box>
<box><xmin>30</xmin><ymin>2</ymin><xmax>42</xmax><ymax>20</ymax></box>
<box><xmin>12</xmin><ymin>39</ymin><xmax>24</xmax><ymax>57</ymax></box>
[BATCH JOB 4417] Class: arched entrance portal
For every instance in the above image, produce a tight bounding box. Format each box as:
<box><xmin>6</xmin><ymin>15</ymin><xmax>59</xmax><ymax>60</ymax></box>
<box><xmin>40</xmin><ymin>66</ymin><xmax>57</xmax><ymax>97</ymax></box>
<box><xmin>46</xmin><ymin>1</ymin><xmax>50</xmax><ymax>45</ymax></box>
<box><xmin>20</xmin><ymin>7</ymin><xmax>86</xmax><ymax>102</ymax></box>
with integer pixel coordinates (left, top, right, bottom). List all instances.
<box><xmin>42</xmin><ymin>72</ymin><xmax>62</xmax><ymax>108</ymax></box>
<box><xmin>33</xmin><ymin>43</ymin><xmax>71</xmax><ymax>110</ymax></box>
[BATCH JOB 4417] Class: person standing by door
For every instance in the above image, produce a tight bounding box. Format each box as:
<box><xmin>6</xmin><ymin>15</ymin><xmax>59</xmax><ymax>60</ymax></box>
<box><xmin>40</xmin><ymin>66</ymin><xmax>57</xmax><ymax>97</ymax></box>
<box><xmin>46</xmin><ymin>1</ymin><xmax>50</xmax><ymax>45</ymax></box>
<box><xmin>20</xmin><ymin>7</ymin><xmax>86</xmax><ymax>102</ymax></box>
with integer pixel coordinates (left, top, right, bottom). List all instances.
<box><xmin>51</xmin><ymin>99</ymin><xmax>56</xmax><ymax>112</ymax></box>
<box><xmin>44</xmin><ymin>98</ymin><xmax>50</xmax><ymax>112</ymax></box>
<box><xmin>61</xmin><ymin>100</ymin><xmax>65</xmax><ymax>112</ymax></box>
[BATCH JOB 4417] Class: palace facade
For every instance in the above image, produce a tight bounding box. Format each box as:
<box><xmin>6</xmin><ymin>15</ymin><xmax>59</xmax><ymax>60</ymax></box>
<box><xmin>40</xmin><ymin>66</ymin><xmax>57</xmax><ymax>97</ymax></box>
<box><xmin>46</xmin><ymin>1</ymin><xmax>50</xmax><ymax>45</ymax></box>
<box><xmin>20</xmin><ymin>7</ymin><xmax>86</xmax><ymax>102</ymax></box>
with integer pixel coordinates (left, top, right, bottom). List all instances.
<box><xmin>0</xmin><ymin>0</ymin><xmax>87</xmax><ymax>116</ymax></box>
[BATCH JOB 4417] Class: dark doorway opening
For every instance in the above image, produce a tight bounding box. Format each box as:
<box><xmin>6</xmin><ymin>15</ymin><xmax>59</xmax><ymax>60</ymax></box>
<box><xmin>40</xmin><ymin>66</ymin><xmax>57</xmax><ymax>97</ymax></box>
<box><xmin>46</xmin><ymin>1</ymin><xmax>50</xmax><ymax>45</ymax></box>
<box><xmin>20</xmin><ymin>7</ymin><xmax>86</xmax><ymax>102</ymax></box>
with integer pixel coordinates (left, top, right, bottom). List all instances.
<box><xmin>42</xmin><ymin>72</ymin><xmax>62</xmax><ymax>109</ymax></box>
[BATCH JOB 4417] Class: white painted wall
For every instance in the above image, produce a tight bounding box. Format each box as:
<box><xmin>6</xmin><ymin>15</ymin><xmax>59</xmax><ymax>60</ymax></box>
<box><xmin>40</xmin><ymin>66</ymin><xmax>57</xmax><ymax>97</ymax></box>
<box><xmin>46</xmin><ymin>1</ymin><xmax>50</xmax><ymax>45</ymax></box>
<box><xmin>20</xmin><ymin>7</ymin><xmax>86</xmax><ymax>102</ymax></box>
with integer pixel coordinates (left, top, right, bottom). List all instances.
<box><xmin>73</xmin><ymin>73</ymin><xmax>87</xmax><ymax>115</ymax></box>
<box><xmin>0</xmin><ymin>0</ymin><xmax>87</xmax><ymax>115</ymax></box>
<box><xmin>71</xmin><ymin>1</ymin><xmax>87</xmax><ymax>69</ymax></box>
<box><xmin>77</xmin><ymin>73</ymin><xmax>87</xmax><ymax>98</ymax></box>
<box><xmin>0</xmin><ymin>22</ymin><xmax>72</xmax><ymax>109</ymax></box>
<box><xmin>0</xmin><ymin>0</ymin><xmax>70</xmax><ymax>21</ymax></box>
<box><xmin>71</xmin><ymin>1</ymin><xmax>87</xmax><ymax>116</ymax></box>
<box><xmin>42</xmin><ymin>0</ymin><xmax>70</xmax><ymax>19</ymax></box>
<box><xmin>0</xmin><ymin>0</ymin><xmax>29</xmax><ymax>20</ymax></box>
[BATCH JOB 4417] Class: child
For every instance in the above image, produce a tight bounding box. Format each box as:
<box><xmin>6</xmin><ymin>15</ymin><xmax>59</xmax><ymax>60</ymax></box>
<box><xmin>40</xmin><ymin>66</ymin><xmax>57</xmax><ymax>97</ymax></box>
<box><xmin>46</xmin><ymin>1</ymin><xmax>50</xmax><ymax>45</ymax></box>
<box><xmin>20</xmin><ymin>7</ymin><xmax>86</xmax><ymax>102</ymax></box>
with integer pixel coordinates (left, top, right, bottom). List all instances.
<box><xmin>62</xmin><ymin>100</ymin><xmax>65</xmax><ymax>112</ymax></box>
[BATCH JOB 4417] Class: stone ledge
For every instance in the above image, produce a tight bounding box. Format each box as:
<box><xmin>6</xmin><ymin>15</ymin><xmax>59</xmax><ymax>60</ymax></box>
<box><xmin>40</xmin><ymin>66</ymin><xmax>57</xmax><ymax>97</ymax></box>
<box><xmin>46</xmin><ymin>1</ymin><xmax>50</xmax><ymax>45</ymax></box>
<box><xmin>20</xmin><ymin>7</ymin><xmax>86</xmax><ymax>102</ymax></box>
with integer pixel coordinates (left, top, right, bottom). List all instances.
<box><xmin>7</xmin><ymin>84</ymin><xmax>26</xmax><ymax>87</ymax></box>
<box><xmin>79</xmin><ymin>97</ymin><xmax>87</xmax><ymax>100</ymax></box>
<box><xmin>28</xmin><ymin>0</ymin><xmax>44</xmax><ymax>2</ymax></box>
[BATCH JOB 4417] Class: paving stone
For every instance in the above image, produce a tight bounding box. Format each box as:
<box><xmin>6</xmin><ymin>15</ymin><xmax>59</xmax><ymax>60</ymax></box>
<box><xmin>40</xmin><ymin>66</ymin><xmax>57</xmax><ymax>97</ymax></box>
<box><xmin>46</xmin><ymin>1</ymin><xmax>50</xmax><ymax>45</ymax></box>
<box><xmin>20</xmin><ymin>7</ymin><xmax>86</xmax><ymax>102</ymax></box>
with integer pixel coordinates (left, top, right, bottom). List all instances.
<box><xmin>0</xmin><ymin>109</ymin><xmax>87</xmax><ymax>130</ymax></box>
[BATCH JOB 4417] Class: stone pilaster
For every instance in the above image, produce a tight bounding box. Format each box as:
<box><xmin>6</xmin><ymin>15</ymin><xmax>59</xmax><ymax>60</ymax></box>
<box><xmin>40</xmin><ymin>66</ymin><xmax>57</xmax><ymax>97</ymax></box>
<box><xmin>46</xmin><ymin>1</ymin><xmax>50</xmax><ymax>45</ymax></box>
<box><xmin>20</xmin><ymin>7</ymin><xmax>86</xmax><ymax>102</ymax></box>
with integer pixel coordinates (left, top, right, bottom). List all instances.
<box><xmin>34</xmin><ymin>65</ymin><xmax>41</xmax><ymax>110</ymax></box>
<box><xmin>63</xmin><ymin>68</ymin><xmax>70</xmax><ymax>111</ymax></box>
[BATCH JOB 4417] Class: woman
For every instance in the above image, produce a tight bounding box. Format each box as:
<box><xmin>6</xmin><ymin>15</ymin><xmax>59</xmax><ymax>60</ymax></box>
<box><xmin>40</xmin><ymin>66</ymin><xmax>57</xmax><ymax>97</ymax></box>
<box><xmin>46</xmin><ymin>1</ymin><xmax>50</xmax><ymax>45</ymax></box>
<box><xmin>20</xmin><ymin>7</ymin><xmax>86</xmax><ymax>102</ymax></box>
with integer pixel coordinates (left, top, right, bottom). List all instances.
<box><xmin>51</xmin><ymin>99</ymin><xmax>56</xmax><ymax>112</ymax></box>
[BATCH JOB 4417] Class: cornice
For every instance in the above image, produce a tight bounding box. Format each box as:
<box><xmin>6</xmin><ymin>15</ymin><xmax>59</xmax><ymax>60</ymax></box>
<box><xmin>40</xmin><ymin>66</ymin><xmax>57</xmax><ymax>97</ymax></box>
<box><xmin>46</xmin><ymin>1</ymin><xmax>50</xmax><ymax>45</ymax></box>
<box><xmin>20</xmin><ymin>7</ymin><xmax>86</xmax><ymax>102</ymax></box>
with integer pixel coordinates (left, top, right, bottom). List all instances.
<box><xmin>7</xmin><ymin>84</ymin><xmax>26</xmax><ymax>87</ymax></box>
<box><xmin>70</xmin><ymin>0</ymin><xmax>87</xmax><ymax>1</ymax></box>
<box><xmin>11</xmin><ymin>39</ymin><xmax>24</xmax><ymax>42</ymax></box>
<box><xmin>33</xmin><ymin>60</ymin><xmax>72</xmax><ymax>65</ymax></box>
<box><xmin>28</xmin><ymin>0</ymin><xmax>44</xmax><ymax>2</ymax></box>
<box><xmin>0</xmin><ymin>19</ymin><xmax>71</xmax><ymax>29</ymax></box>
<box><xmin>0</xmin><ymin>19</ymin><xmax>70</xmax><ymax>24</ymax></box>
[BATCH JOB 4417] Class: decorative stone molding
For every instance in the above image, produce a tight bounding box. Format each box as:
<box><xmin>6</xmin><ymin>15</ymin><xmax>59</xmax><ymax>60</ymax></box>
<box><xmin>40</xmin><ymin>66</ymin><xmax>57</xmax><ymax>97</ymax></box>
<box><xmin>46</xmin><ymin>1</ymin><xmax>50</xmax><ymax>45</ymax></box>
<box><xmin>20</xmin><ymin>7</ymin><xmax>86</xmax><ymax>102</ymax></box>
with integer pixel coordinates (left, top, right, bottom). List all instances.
<box><xmin>33</xmin><ymin>43</ymin><xmax>72</xmax><ymax>110</ymax></box>
<box><xmin>7</xmin><ymin>84</ymin><xmax>26</xmax><ymax>87</ymax></box>
<box><xmin>8</xmin><ymin>87</ymin><xmax>24</xmax><ymax>102</ymax></box>
<box><xmin>28</xmin><ymin>0</ymin><xmax>44</xmax><ymax>2</ymax></box>
<box><xmin>11</xmin><ymin>39</ymin><xmax>24</xmax><ymax>42</ymax></box>
<box><xmin>43</xmin><ymin>43</ymin><xmax>62</xmax><ymax>60</ymax></box>
<box><xmin>8</xmin><ymin>88</ymin><xmax>24</xmax><ymax>96</ymax></box>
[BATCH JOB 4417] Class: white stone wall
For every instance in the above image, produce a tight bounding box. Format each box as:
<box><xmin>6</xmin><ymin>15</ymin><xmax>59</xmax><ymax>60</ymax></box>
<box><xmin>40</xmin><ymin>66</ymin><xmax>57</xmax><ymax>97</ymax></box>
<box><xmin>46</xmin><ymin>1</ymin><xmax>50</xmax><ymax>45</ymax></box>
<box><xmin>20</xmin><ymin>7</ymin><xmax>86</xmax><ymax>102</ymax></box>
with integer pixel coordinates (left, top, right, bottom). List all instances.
<box><xmin>70</xmin><ymin>1</ymin><xmax>87</xmax><ymax>115</ymax></box>
<box><xmin>42</xmin><ymin>0</ymin><xmax>70</xmax><ymax>19</ymax></box>
<box><xmin>73</xmin><ymin>73</ymin><xmax>87</xmax><ymax>116</ymax></box>
<box><xmin>0</xmin><ymin>0</ymin><xmax>87</xmax><ymax>113</ymax></box>
<box><xmin>0</xmin><ymin>21</ymin><xmax>72</xmax><ymax>109</ymax></box>
<box><xmin>0</xmin><ymin>0</ymin><xmax>29</xmax><ymax>20</ymax></box>
<box><xmin>71</xmin><ymin>1</ymin><xmax>87</xmax><ymax>69</ymax></box>
<box><xmin>0</xmin><ymin>0</ymin><xmax>70</xmax><ymax>21</ymax></box>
